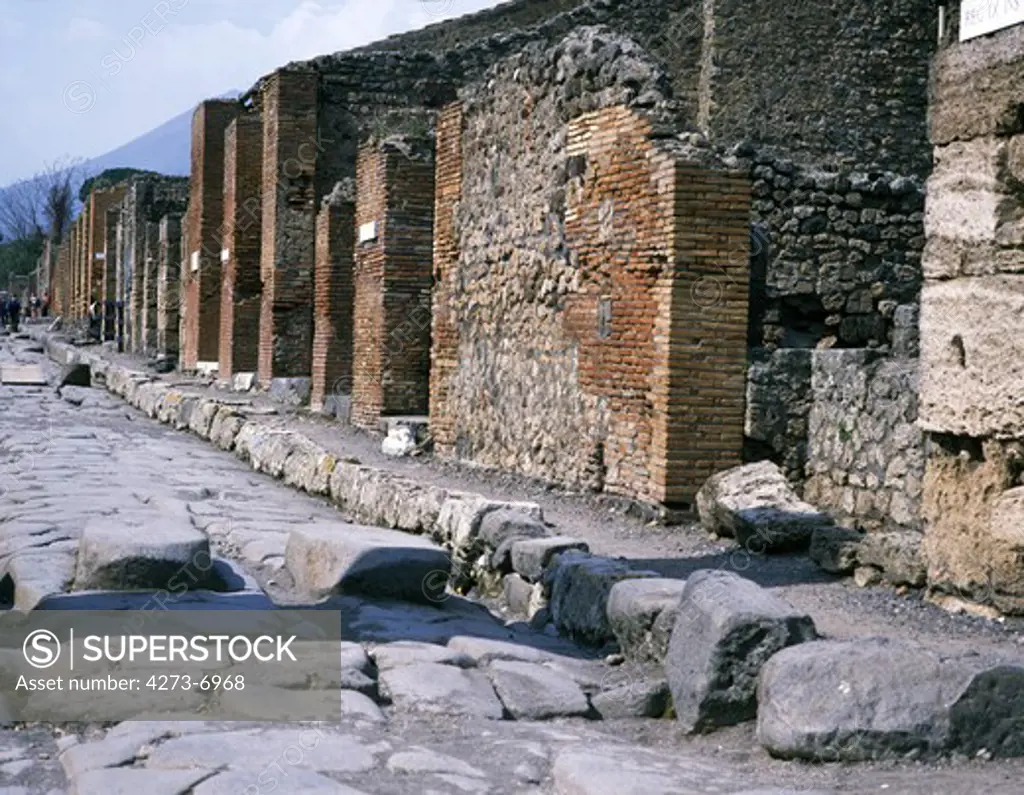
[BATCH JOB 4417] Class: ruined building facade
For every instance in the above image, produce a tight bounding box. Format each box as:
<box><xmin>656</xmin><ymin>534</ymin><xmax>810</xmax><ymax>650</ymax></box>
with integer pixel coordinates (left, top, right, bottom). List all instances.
<box><xmin>44</xmin><ymin>2</ymin><xmax>1024</xmax><ymax>609</ymax></box>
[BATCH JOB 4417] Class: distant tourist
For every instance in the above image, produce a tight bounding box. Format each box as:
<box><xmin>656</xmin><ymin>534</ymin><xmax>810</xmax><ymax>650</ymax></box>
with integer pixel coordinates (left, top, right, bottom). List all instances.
<box><xmin>8</xmin><ymin>296</ymin><xmax>21</xmax><ymax>333</ymax></box>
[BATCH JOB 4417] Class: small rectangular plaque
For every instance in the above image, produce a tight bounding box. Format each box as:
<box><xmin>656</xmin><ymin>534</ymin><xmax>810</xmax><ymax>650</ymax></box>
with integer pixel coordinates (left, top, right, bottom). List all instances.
<box><xmin>94</xmin><ymin>252</ymin><xmax>106</xmax><ymax>261</ymax></box>
<box><xmin>221</xmin><ymin>249</ymin><xmax>230</xmax><ymax>263</ymax></box>
<box><xmin>190</xmin><ymin>251</ymin><xmax>199</xmax><ymax>272</ymax></box>
<box><xmin>358</xmin><ymin>221</ymin><xmax>378</xmax><ymax>243</ymax></box>
<box><xmin>960</xmin><ymin>0</ymin><xmax>1024</xmax><ymax>41</ymax></box>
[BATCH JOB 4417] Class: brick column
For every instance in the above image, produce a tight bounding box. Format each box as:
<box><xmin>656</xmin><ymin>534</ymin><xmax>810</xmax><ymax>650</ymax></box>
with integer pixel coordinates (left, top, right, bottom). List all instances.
<box><xmin>182</xmin><ymin>99</ymin><xmax>240</xmax><ymax>370</ymax></box>
<box><xmin>88</xmin><ymin>187</ymin><xmax>125</xmax><ymax>313</ymax></box>
<box><xmin>310</xmin><ymin>191</ymin><xmax>355</xmax><ymax>412</ymax></box>
<box><xmin>66</xmin><ymin>224</ymin><xmax>77</xmax><ymax>319</ymax></box>
<box><xmin>219</xmin><ymin>113</ymin><xmax>263</xmax><ymax>380</ymax></box>
<box><xmin>78</xmin><ymin>205</ymin><xmax>91</xmax><ymax>318</ymax></box>
<box><xmin>158</xmin><ymin>214</ymin><xmax>182</xmax><ymax>358</ymax></box>
<box><xmin>258</xmin><ymin>70</ymin><xmax>318</xmax><ymax>384</ymax></box>
<box><xmin>140</xmin><ymin>221</ymin><xmax>161</xmax><ymax>355</ymax></box>
<box><xmin>351</xmin><ymin>138</ymin><xmax>435</xmax><ymax>429</ymax></box>
<box><xmin>102</xmin><ymin>207</ymin><xmax>118</xmax><ymax>340</ymax></box>
<box><xmin>428</xmin><ymin>103</ymin><xmax>463</xmax><ymax>453</ymax></box>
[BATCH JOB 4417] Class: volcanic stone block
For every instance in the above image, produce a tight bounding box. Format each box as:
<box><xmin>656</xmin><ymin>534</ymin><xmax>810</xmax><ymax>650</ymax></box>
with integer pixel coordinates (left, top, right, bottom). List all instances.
<box><xmin>857</xmin><ymin>530</ymin><xmax>925</xmax><ymax>587</ymax></box>
<box><xmin>606</xmin><ymin>577</ymin><xmax>687</xmax><ymax>661</ymax></box>
<box><xmin>664</xmin><ymin>569</ymin><xmax>817</xmax><ymax>733</ymax></box>
<box><xmin>74</xmin><ymin>521</ymin><xmax>214</xmax><ymax>591</ymax></box>
<box><xmin>511</xmin><ymin>536</ymin><xmax>590</xmax><ymax>582</ymax></box>
<box><xmin>285</xmin><ymin>524</ymin><xmax>451</xmax><ymax>603</ymax></box>
<box><xmin>696</xmin><ymin>460</ymin><xmax>832</xmax><ymax>552</ymax></box>
<box><xmin>758</xmin><ymin>637</ymin><xmax>1024</xmax><ymax>761</ymax></box>
<box><xmin>919</xmin><ymin>276</ymin><xmax>1024</xmax><ymax>438</ymax></box>
<box><xmin>808</xmin><ymin>527</ymin><xmax>862</xmax><ymax>575</ymax></box>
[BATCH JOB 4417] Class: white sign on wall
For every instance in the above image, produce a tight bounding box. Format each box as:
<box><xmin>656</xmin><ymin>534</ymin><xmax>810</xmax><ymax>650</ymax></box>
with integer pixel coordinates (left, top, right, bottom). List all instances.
<box><xmin>960</xmin><ymin>0</ymin><xmax>1024</xmax><ymax>42</ymax></box>
<box><xmin>221</xmin><ymin>249</ymin><xmax>230</xmax><ymax>263</ymax></box>
<box><xmin>358</xmin><ymin>221</ymin><xmax>378</xmax><ymax>244</ymax></box>
<box><xmin>190</xmin><ymin>251</ymin><xmax>200</xmax><ymax>272</ymax></box>
<box><xmin>94</xmin><ymin>253</ymin><xmax>105</xmax><ymax>261</ymax></box>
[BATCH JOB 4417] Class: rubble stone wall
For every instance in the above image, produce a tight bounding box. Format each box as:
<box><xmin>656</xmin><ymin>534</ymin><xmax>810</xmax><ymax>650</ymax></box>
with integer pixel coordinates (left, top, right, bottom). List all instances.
<box><xmin>431</xmin><ymin>30</ymin><xmax>749</xmax><ymax>505</ymax></box>
<box><xmin>918</xmin><ymin>24</ymin><xmax>1024</xmax><ymax>613</ymax></box>
<box><xmin>804</xmin><ymin>350</ymin><xmax>924</xmax><ymax>533</ymax></box>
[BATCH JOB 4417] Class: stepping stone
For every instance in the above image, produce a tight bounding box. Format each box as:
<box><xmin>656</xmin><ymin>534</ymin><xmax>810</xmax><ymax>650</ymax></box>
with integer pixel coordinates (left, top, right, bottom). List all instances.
<box><xmin>379</xmin><ymin>662</ymin><xmax>504</xmax><ymax>719</ymax></box>
<box><xmin>286</xmin><ymin>523</ymin><xmax>451</xmax><ymax>603</ymax></box>
<box><xmin>757</xmin><ymin>637</ymin><xmax>1024</xmax><ymax>761</ymax></box>
<box><xmin>69</xmin><ymin>768</ymin><xmax>215</xmax><ymax>795</ymax></box>
<box><xmin>446</xmin><ymin>636</ymin><xmax>562</xmax><ymax>665</ymax></box>
<box><xmin>145</xmin><ymin>729</ymin><xmax>376</xmax><ymax>773</ymax></box>
<box><xmin>664</xmin><ymin>569</ymin><xmax>817</xmax><ymax>733</ymax></box>
<box><xmin>606</xmin><ymin>578</ymin><xmax>687</xmax><ymax>662</ymax></box>
<box><xmin>696</xmin><ymin>460</ymin><xmax>831</xmax><ymax>552</ymax></box>
<box><xmin>73</xmin><ymin>519</ymin><xmax>215</xmax><ymax>591</ymax></box>
<box><xmin>511</xmin><ymin>536</ymin><xmax>589</xmax><ymax>582</ymax></box>
<box><xmin>0</xmin><ymin>365</ymin><xmax>47</xmax><ymax>386</ymax></box>
<box><xmin>487</xmin><ymin>660</ymin><xmax>590</xmax><ymax>720</ymax></box>
<box><xmin>217</xmin><ymin>686</ymin><xmax>379</xmax><ymax>722</ymax></box>
<box><xmin>590</xmin><ymin>677</ymin><xmax>671</xmax><ymax>719</ymax></box>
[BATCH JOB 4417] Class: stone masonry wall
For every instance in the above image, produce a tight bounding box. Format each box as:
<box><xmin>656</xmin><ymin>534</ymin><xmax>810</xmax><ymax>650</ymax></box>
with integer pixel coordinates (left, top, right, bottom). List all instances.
<box><xmin>918</xmin><ymin>24</ymin><xmax>1024</xmax><ymax>614</ymax></box>
<box><xmin>141</xmin><ymin>221</ymin><xmax>160</xmax><ymax>354</ymax></box>
<box><xmin>310</xmin><ymin>187</ymin><xmax>355</xmax><ymax>413</ymax></box>
<box><xmin>804</xmin><ymin>350</ymin><xmax>924</xmax><ymax>533</ymax></box>
<box><xmin>432</xmin><ymin>29</ymin><xmax>749</xmax><ymax>505</ymax></box>
<box><xmin>219</xmin><ymin>113</ymin><xmax>263</xmax><ymax>379</ymax></box>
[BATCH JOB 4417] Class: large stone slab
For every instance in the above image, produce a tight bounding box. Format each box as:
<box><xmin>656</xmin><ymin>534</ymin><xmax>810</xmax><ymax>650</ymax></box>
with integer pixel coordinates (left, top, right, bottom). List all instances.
<box><xmin>70</xmin><ymin>768</ymin><xmax>216</xmax><ymax>795</ymax></box>
<box><xmin>757</xmin><ymin>637</ymin><xmax>1024</xmax><ymax>761</ymax></box>
<box><xmin>0</xmin><ymin>364</ymin><xmax>47</xmax><ymax>385</ymax></box>
<box><xmin>487</xmin><ymin>660</ymin><xmax>590</xmax><ymax>720</ymax></box>
<box><xmin>378</xmin><ymin>662</ymin><xmax>504</xmax><ymax>719</ymax></box>
<box><xmin>73</xmin><ymin>520</ymin><xmax>214</xmax><ymax>591</ymax></box>
<box><xmin>919</xmin><ymin>276</ymin><xmax>1024</xmax><ymax>438</ymax></box>
<box><xmin>285</xmin><ymin>523</ymin><xmax>451</xmax><ymax>603</ymax></box>
<box><xmin>664</xmin><ymin>570</ymin><xmax>817</xmax><ymax>733</ymax></box>
<box><xmin>696</xmin><ymin>461</ymin><xmax>831</xmax><ymax>552</ymax></box>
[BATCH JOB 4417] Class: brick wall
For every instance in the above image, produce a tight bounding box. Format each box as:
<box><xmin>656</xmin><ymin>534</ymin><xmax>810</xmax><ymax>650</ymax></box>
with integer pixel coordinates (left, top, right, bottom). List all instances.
<box><xmin>427</xmin><ymin>104</ymin><xmax>463</xmax><ymax>452</ymax></box>
<box><xmin>157</xmin><ymin>214</ymin><xmax>183</xmax><ymax>358</ymax></box>
<box><xmin>87</xmin><ymin>187</ymin><xmax>126</xmax><ymax>312</ymax></box>
<box><xmin>141</xmin><ymin>221</ymin><xmax>161</xmax><ymax>355</ymax></box>
<box><xmin>258</xmin><ymin>70</ymin><xmax>318</xmax><ymax>383</ymax></box>
<box><xmin>351</xmin><ymin>139</ymin><xmax>435</xmax><ymax>429</ymax></box>
<box><xmin>182</xmin><ymin>99</ymin><xmax>240</xmax><ymax>369</ymax></box>
<box><xmin>102</xmin><ymin>207</ymin><xmax>119</xmax><ymax>340</ymax></box>
<box><xmin>310</xmin><ymin>192</ymin><xmax>355</xmax><ymax>411</ymax></box>
<box><xmin>219</xmin><ymin>113</ymin><xmax>263</xmax><ymax>379</ymax></box>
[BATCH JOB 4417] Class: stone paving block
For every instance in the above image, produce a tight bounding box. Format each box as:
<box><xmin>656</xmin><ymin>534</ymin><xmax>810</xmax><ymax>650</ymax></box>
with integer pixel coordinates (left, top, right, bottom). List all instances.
<box><xmin>194</xmin><ymin>769</ymin><xmax>369</xmax><ymax>795</ymax></box>
<box><xmin>446</xmin><ymin>636</ymin><xmax>570</xmax><ymax>666</ymax></box>
<box><xmin>665</xmin><ymin>569</ymin><xmax>818</xmax><ymax>733</ymax></box>
<box><xmin>487</xmin><ymin>659</ymin><xmax>591</xmax><ymax>720</ymax></box>
<box><xmin>606</xmin><ymin>577</ymin><xmax>687</xmax><ymax>662</ymax></box>
<box><xmin>758</xmin><ymin>637</ymin><xmax>1024</xmax><ymax>762</ymax></box>
<box><xmin>369</xmin><ymin>640</ymin><xmax>476</xmax><ymax>670</ymax></box>
<box><xmin>217</xmin><ymin>686</ymin><xmax>383</xmax><ymax>723</ymax></box>
<box><xmin>590</xmin><ymin>677</ymin><xmax>671</xmax><ymax>719</ymax></box>
<box><xmin>145</xmin><ymin>728</ymin><xmax>377</xmax><ymax>773</ymax></box>
<box><xmin>386</xmin><ymin>748</ymin><xmax>487</xmax><ymax>778</ymax></box>
<box><xmin>69</xmin><ymin>768</ymin><xmax>216</xmax><ymax>795</ymax></box>
<box><xmin>1</xmin><ymin>364</ymin><xmax>47</xmax><ymax>385</ymax></box>
<box><xmin>378</xmin><ymin>662</ymin><xmax>504</xmax><ymax>719</ymax></box>
<box><xmin>6</xmin><ymin>552</ymin><xmax>77</xmax><ymax>611</ymax></box>
<box><xmin>73</xmin><ymin>519</ymin><xmax>213</xmax><ymax>591</ymax></box>
<box><xmin>478</xmin><ymin>508</ymin><xmax>550</xmax><ymax>550</ymax></box>
<box><xmin>60</xmin><ymin>726</ymin><xmax>171</xmax><ymax>778</ymax></box>
<box><xmin>286</xmin><ymin>523</ymin><xmax>450</xmax><ymax>603</ymax></box>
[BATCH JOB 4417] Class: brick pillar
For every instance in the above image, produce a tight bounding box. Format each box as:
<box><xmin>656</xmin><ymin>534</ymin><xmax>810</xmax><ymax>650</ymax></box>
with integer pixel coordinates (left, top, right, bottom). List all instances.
<box><xmin>219</xmin><ymin>113</ymin><xmax>263</xmax><ymax>380</ymax></box>
<box><xmin>428</xmin><ymin>103</ymin><xmax>463</xmax><ymax>453</ymax></box>
<box><xmin>88</xmin><ymin>187</ymin><xmax>125</xmax><ymax>313</ymax></box>
<box><xmin>182</xmin><ymin>99</ymin><xmax>240</xmax><ymax>370</ymax></box>
<box><xmin>258</xmin><ymin>70</ymin><xmax>318</xmax><ymax>384</ymax></box>
<box><xmin>310</xmin><ymin>193</ymin><xmax>355</xmax><ymax>412</ymax></box>
<box><xmin>66</xmin><ymin>225</ymin><xmax>76</xmax><ymax>319</ymax></box>
<box><xmin>351</xmin><ymin>139</ymin><xmax>435</xmax><ymax>429</ymax></box>
<box><xmin>158</xmin><ymin>215</ymin><xmax>182</xmax><ymax>358</ymax></box>
<box><xmin>102</xmin><ymin>207</ymin><xmax>118</xmax><ymax>340</ymax></box>
<box><xmin>140</xmin><ymin>222</ymin><xmax>160</xmax><ymax>355</ymax></box>
<box><xmin>78</xmin><ymin>205</ymin><xmax>91</xmax><ymax>318</ymax></box>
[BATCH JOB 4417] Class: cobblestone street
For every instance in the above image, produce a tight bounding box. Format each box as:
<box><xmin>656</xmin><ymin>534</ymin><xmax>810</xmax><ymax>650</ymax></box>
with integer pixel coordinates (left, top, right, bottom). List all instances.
<box><xmin>1</xmin><ymin>334</ymin><xmax>1023</xmax><ymax>795</ymax></box>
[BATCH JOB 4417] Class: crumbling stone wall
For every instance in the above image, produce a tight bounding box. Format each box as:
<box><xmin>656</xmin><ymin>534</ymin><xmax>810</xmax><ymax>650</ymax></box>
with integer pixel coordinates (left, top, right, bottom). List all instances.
<box><xmin>431</xmin><ymin>30</ymin><xmax>749</xmax><ymax>505</ymax></box>
<box><xmin>804</xmin><ymin>350</ymin><xmax>924</xmax><ymax>533</ymax></box>
<box><xmin>918</xmin><ymin>23</ymin><xmax>1024</xmax><ymax>613</ymax></box>
<box><xmin>157</xmin><ymin>214</ymin><xmax>182</xmax><ymax>359</ymax></box>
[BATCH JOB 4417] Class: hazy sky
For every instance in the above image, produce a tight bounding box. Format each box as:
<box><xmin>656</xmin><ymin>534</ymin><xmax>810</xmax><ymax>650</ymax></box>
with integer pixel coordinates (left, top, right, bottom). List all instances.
<box><xmin>0</xmin><ymin>0</ymin><xmax>501</xmax><ymax>185</ymax></box>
